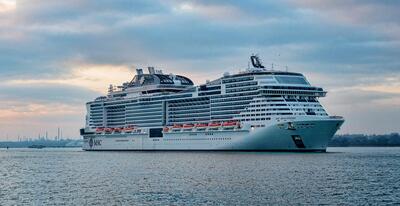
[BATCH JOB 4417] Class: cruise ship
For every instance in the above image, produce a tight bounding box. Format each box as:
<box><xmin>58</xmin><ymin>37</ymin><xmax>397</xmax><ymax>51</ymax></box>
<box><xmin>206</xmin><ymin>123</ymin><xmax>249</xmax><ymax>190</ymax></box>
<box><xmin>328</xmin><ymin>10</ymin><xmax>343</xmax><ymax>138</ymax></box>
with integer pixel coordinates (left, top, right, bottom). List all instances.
<box><xmin>81</xmin><ymin>56</ymin><xmax>344</xmax><ymax>151</ymax></box>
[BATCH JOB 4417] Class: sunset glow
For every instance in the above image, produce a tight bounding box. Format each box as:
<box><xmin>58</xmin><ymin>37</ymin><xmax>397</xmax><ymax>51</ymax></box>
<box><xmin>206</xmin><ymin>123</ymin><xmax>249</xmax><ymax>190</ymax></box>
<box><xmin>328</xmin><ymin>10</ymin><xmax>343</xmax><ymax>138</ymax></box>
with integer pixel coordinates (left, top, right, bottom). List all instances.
<box><xmin>0</xmin><ymin>0</ymin><xmax>15</xmax><ymax>12</ymax></box>
<box><xmin>0</xmin><ymin>0</ymin><xmax>399</xmax><ymax>139</ymax></box>
<box><xmin>7</xmin><ymin>64</ymin><xmax>134</xmax><ymax>93</ymax></box>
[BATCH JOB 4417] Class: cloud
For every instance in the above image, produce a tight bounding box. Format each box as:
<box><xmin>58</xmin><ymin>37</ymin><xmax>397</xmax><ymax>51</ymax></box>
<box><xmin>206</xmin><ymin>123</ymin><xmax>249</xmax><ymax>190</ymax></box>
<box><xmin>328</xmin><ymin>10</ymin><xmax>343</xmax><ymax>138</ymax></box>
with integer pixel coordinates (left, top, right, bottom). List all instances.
<box><xmin>0</xmin><ymin>81</ymin><xmax>98</xmax><ymax>138</ymax></box>
<box><xmin>322</xmin><ymin>89</ymin><xmax>400</xmax><ymax>134</ymax></box>
<box><xmin>0</xmin><ymin>101</ymin><xmax>84</xmax><ymax>139</ymax></box>
<box><xmin>0</xmin><ymin>101</ymin><xmax>82</xmax><ymax>120</ymax></box>
<box><xmin>289</xmin><ymin>0</ymin><xmax>400</xmax><ymax>40</ymax></box>
<box><xmin>0</xmin><ymin>0</ymin><xmax>15</xmax><ymax>13</ymax></box>
<box><xmin>5</xmin><ymin>63</ymin><xmax>135</xmax><ymax>93</ymax></box>
<box><xmin>361</xmin><ymin>76</ymin><xmax>400</xmax><ymax>95</ymax></box>
<box><xmin>0</xmin><ymin>80</ymin><xmax>100</xmax><ymax>103</ymax></box>
<box><xmin>171</xmin><ymin>2</ymin><xmax>245</xmax><ymax>22</ymax></box>
<box><xmin>2</xmin><ymin>0</ymin><xmax>397</xmax><ymax>75</ymax></box>
<box><xmin>0</xmin><ymin>0</ymin><xmax>400</xmax><ymax>138</ymax></box>
<box><xmin>290</xmin><ymin>1</ymin><xmax>400</xmax><ymax>25</ymax></box>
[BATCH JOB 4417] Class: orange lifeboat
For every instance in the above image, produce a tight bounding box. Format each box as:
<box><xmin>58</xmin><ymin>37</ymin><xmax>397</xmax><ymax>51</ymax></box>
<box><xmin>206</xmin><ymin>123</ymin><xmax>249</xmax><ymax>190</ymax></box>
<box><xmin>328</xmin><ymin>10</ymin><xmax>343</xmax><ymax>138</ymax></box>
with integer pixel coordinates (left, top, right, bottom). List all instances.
<box><xmin>163</xmin><ymin>127</ymin><xmax>170</xmax><ymax>132</ymax></box>
<box><xmin>195</xmin><ymin>123</ymin><xmax>208</xmax><ymax>131</ymax></box>
<box><xmin>95</xmin><ymin>127</ymin><xmax>104</xmax><ymax>134</ymax></box>
<box><xmin>124</xmin><ymin>126</ymin><xmax>134</xmax><ymax>133</ymax></box>
<box><xmin>114</xmin><ymin>127</ymin><xmax>123</xmax><ymax>133</ymax></box>
<box><xmin>104</xmin><ymin>127</ymin><xmax>113</xmax><ymax>134</ymax></box>
<box><xmin>195</xmin><ymin>123</ymin><xmax>208</xmax><ymax>128</ymax></box>
<box><xmin>172</xmin><ymin>124</ymin><xmax>182</xmax><ymax>131</ymax></box>
<box><xmin>222</xmin><ymin>121</ymin><xmax>238</xmax><ymax>127</ymax></box>
<box><xmin>208</xmin><ymin>122</ymin><xmax>221</xmax><ymax>128</ymax></box>
<box><xmin>173</xmin><ymin>124</ymin><xmax>182</xmax><ymax>128</ymax></box>
<box><xmin>222</xmin><ymin>121</ymin><xmax>238</xmax><ymax>129</ymax></box>
<box><xmin>183</xmin><ymin>124</ymin><xmax>194</xmax><ymax>128</ymax></box>
<box><xmin>182</xmin><ymin>124</ymin><xmax>194</xmax><ymax>131</ymax></box>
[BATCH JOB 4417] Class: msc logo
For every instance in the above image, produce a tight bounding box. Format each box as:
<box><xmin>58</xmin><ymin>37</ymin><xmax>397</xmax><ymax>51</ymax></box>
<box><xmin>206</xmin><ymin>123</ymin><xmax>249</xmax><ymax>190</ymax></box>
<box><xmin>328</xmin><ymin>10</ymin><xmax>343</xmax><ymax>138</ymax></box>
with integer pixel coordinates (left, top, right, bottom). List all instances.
<box><xmin>88</xmin><ymin>138</ymin><xmax>102</xmax><ymax>148</ymax></box>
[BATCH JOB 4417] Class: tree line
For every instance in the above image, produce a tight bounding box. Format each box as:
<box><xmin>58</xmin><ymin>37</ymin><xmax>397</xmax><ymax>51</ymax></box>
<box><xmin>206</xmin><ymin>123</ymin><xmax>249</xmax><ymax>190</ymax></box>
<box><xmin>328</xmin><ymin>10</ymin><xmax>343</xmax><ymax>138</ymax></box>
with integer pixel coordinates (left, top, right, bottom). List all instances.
<box><xmin>329</xmin><ymin>133</ymin><xmax>400</xmax><ymax>147</ymax></box>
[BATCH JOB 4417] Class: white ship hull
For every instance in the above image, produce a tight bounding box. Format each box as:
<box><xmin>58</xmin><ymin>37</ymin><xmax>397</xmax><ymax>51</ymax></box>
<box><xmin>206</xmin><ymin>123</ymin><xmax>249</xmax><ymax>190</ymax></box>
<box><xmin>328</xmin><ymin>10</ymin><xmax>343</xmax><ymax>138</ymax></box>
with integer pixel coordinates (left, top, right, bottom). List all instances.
<box><xmin>83</xmin><ymin>118</ymin><xmax>343</xmax><ymax>152</ymax></box>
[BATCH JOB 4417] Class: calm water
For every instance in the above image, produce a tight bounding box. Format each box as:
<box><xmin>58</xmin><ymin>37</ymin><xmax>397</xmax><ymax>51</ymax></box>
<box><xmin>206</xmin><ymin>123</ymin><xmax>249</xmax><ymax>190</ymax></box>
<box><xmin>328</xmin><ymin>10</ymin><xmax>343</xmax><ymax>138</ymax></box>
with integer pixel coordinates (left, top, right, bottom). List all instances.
<box><xmin>0</xmin><ymin>147</ymin><xmax>399</xmax><ymax>205</ymax></box>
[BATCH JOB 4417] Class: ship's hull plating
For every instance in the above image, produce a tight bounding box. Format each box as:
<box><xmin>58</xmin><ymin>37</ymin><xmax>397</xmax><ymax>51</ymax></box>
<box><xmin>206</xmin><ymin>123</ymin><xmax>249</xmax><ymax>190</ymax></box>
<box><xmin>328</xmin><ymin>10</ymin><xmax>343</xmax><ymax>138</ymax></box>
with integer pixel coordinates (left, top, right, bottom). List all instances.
<box><xmin>83</xmin><ymin>118</ymin><xmax>344</xmax><ymax>152</ymax></box>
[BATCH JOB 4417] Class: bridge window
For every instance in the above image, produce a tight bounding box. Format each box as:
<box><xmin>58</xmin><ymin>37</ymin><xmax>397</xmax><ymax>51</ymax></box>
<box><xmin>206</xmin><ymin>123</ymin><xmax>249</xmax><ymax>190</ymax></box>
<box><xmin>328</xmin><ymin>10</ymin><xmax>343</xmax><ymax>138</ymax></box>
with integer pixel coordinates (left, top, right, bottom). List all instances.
<box><xmin>275</xmin><ymin>76</ymin><xmax>308</xmax><ymax>85</ymax></box>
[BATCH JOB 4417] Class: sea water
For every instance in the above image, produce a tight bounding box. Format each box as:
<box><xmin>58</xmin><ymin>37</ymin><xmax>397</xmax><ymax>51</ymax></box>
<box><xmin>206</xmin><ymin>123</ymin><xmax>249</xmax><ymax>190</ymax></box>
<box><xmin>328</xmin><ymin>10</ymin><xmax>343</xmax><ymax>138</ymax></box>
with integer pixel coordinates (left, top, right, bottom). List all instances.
<box><xmin>0</xmin><ymin>147</ymin><xmax>399</xmax><ymax>205</ymax></box>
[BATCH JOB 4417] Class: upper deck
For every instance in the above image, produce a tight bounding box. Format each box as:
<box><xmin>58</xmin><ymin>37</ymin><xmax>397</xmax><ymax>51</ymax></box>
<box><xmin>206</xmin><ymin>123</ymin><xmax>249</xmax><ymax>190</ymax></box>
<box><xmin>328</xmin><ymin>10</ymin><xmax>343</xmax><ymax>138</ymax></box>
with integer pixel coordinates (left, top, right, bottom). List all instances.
<box><xmin>89</xmin><ymin>55</ymin><xmax>323</xmax><ymax>104</ymax></box>
<box><xmin>85</xmin><ymin>55</ymin><xmax>330</xmax><ymax>131</ymax></box>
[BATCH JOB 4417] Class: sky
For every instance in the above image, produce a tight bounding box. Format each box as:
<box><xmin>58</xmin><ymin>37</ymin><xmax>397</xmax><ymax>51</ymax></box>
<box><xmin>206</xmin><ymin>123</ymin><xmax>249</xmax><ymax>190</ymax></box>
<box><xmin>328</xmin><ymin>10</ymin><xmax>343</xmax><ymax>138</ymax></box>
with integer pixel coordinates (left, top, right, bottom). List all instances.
<box><xmin>0</xmin><ymin>0</ymin><xmax>399</xmax><ymax>140</ymax></box>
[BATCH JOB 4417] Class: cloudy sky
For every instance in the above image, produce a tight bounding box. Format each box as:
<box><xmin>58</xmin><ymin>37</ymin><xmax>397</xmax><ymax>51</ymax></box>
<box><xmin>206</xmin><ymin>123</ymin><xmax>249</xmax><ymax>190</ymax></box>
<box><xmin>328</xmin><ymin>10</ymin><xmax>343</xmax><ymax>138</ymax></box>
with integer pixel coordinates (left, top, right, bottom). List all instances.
<box><xmin>0</xmin><ymin>0</ymin><xmax>399</xmax><ymax>140</ymax></box>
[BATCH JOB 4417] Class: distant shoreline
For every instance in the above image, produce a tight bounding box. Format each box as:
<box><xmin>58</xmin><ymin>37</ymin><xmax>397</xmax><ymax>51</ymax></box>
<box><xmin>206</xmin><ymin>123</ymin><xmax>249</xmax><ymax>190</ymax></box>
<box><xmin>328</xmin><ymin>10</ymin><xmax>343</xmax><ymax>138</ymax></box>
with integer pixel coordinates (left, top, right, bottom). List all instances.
<box><xmin>328</xmin><ymin>133</ymin><xmax>400</xmax><ymax>147</ymax></box>
<box><xmin>328</xmin><ymin>145</ymin><xmax>400</xmax><ymax>147</ymax></box>
<box><xmin>1</xmin><ymin>133</ymin><xmax>399</xmax><ymax>148</ymax></box>
<box><xmin>0</xmin><ymin>139</ymin><xmax>82</xmax><ymax>148</ymax></box>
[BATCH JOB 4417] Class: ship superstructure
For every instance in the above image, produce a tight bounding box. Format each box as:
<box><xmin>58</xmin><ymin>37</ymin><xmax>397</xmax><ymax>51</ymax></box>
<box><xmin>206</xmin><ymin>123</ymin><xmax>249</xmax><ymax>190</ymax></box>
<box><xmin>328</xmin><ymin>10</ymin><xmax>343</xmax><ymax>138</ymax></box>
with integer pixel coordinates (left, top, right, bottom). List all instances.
<box><xmin>81</xmin><ymin>56</ymin><xmax>344</xmax><ymax>151</ymax></box>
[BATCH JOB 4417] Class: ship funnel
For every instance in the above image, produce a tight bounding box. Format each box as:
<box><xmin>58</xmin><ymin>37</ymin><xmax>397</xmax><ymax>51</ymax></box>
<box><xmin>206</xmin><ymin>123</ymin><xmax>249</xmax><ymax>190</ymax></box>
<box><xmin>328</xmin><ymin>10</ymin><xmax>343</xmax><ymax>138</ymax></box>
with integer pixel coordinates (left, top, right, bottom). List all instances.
<box><xmin>250</xmin><ymin>55</ymin><xmax>265</xmax><ymax>69</ymax></box>
<box><xmin>148</xmin><ymin>67</ymin><xmax>155</xmax><ymax>74</ymax></box>
<box><xmin>136</xmin><ymin>69</ymin><xmax>143</xmax><ymax>75</ymax></box>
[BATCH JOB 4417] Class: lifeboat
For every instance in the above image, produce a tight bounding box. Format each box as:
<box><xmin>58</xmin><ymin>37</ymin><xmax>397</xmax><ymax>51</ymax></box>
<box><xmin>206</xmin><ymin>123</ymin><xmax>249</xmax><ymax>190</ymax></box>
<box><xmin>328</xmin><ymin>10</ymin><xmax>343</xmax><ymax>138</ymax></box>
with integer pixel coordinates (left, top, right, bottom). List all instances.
<box><xmin>183</xmin><ymin>124</ymin><xmax>194</xmax><ymax>128</ymax></box>
<box><xmin>163</xmin><ymin>127</ymin><xmax>170</xmax><ymax>133</ymax></box>
<box><xmin>196</xmin><ymin>123</ymin><xmax>208</xmax><ymax>127</ymax></box>
<box><xmin>95</xmin><ymin>127</ymin><xmax>104</xmax><ymax>134</ymax></box>
<box><xmin>113</xmin><ymin>127</ymin><xmax>123</xmax><ymax>133</ymax></box>
<box><xmin>183</xmin><ymin>124</ymin><xmax>194</xmax><ymax>130</ymax></box>
<box><xmin>104</xmin><ymin>127</ymin><xmax>114</xmax><ymax>134</ymax></box>
<box><xmin>123</xmin><ymin>126</ymin><xmax>134</xmax><ymax>133</ymax></box>
<box><xmin>195</xmin><ymin>123</ymin><xmax>208</xmax><ymax>130</ymax></box>
<box><xmin>208</xmin><ymin>122</ymin><xmax>221</xmax><ymax>128</ymax></box>
<box><xmin>172</xmin><ymin>124</ymin><xmax>182</xmax><ymax>131</ymax></box>
<box><xmin>222</xmin><ymin>121</ymin><xmax>238</xmax><ymax>129</ymax></box>
<box><xmin>182</xmin><ymin>124</ymin><xmax>194</xmax><ymax>131</ymax></box>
